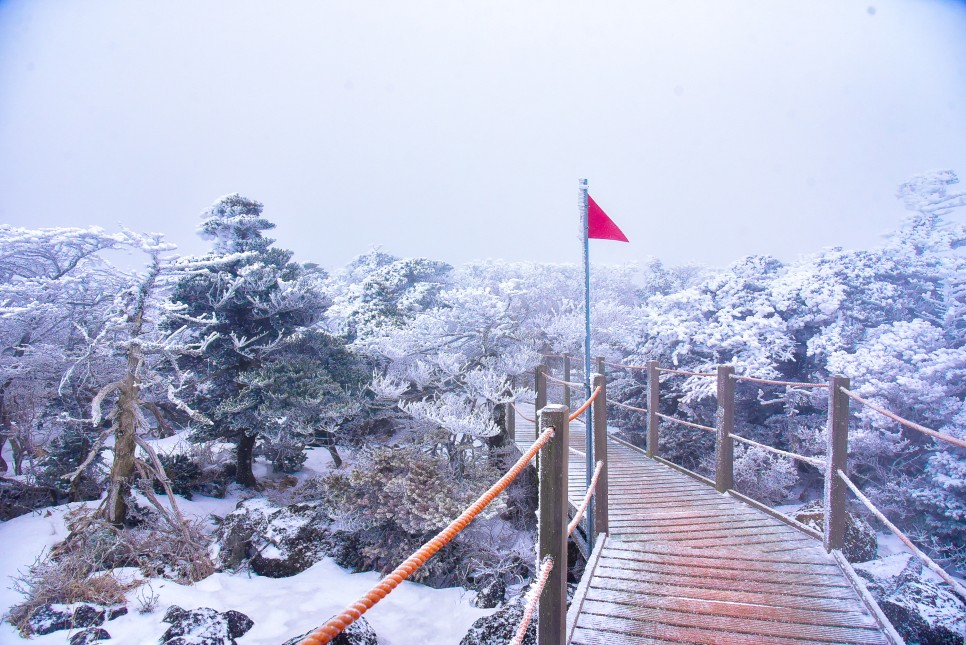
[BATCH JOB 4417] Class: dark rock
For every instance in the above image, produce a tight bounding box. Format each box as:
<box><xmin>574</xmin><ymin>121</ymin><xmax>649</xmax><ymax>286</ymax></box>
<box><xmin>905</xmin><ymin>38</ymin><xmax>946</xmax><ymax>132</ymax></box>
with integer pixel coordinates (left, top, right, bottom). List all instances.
<box><xmin>70</xmin><ymin>627</ymin><xmax>111</xmax><ymax>644</ymax></box>
<box><xmin>214</xmin><ymin>498</ymin><xmax>330</xmax><ymax>577</ymax></box>
<box><xmin>0</xmin><ymin>477</ymin><xmax>60</xmax><ymax>520</ymax></box>
<box><xmin>792</xmin><ymin>500</ymin><xmax>877</xmax><ymax>563</ymax></box>
<box><xmin>28</xmin><ymin>603</ymin><xmax>125</xmax><ymax>635</ymax></box>
<box><xmin>159</xmin><ymin>606</ymin><xmax>254</xmax><ymax>644</ymax></box>
<box><xmin>460</xmin><ymin>600</ymin><xmax>533</xmax><ymax>645</ymax></box>
<box><xmin>854</xmin><ymin>554</ymin><xmax>965</xmax><ymax>645</ymax></box>
<box><xmin>282</xmin><ymin>617</ymin><xmax>378</xmax><ymax>645</ymax></box>
<box><xmin>473</xmin><ymin>576</ymin><xmax>507</xmax><ymax>609</ymax></box>
<box><xmin>222</xmin><ymin>610</ymin><xmax>255</xmax><ymax>639</ymax></box>
<box><xmin>162</xmin><ymin>605</ymin><xmax>190</xmax><ymax>624</ymax></box>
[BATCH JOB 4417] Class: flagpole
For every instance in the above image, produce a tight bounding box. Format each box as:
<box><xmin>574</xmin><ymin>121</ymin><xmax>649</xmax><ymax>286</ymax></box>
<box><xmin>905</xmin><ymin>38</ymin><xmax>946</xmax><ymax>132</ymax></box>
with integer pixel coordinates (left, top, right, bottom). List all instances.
<box><xmin>578</xmin><ymin>178</ymin><xmax>595</xmax><ymax>547</ymax></box>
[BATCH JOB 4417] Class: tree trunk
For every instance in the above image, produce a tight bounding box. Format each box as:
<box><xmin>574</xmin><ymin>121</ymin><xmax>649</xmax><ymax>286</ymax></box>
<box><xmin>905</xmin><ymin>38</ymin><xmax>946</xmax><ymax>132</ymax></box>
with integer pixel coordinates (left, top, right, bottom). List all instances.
<box><xmin>326</xmin><ymin>445</ymin><xmax>343</xmax><ymax>469</ymax></box>
<box><xmin>486</xmin><ymin>403</ymin><xmax>511</xmax><ymax>470</ymax></box>
<box><xmin>105</xmin><ymin>358</ymin><xmax>140</xmax><ymax>526</ymax></box>
<box><xmin>235</xmin><ymin>432</ymin><xmax>258</xmax><ymax>488</ymax></box>
<box><xmin>0</xmin><ymin>434</ymin><xmax>6</xmax><ymax>474</ymax></box>
<box><xmin>10</xmin><ymin>437</ymin><xmax>24</xmax><ymax>476</ymax></box>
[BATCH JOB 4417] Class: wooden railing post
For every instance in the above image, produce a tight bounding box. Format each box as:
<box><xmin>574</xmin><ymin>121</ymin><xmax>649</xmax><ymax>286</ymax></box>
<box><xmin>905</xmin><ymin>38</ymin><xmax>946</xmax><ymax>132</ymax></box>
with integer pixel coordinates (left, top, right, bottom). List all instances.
<box><xmin>593</xmin><ymin>373</ymin><xmax>608</xmax><ymax>535</ymax></box>
<box><xmin>534</xmin><ymin>365</ymin><xmax>547</xmax><ymax>440</ymax></box>
<box><xmin>537</xmin><ymin>404</ymin><xmax>569</xmax><ymax>645</ymax></box>
<box><xmin>504</xmin><ymin>402</ymin><xmax>515</xmax><ymax>444</ymax></box>
<box><xmin>825</xmin><ymin>375</ymin><xmax>850</xmax><ymax>552</ymax></box>
<box><xmin>596</xmin><ymin>356</ymin><xmax>604</xmax><ymax>376</ymax></box>
<box><xmin>715</xmin><ymin>365</ymin><xmax>735</xmax><ymax>493</ymax></box>
<box><xmin>563</xmin><ymin>353</ymin><xmax>571</xmax><ymax>409</ymax></box>
<box><xmin>647</xmin><ymin>360</ymin><xmax>660</xmax><ymax>458</ymax></box>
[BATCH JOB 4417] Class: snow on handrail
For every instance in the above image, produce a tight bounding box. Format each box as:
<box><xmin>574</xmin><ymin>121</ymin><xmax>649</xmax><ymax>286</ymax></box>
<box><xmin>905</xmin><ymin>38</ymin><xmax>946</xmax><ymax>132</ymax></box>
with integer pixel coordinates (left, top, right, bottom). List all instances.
<box><xmin>656</xmin><ymin>412</ymin><xmax>715</xmax><ymax>434</ymax></box>
<box><xmin>509</xmin><ymin>556</ymin><xmax>554</xmax><ymax>645</ymax></box>
<box><xmin>837</xmin><ymin>469</ymin><xmax>966</xmax><ymax>600</ymax></box>
<box><xmin>544</xmin><ymin>372</ymin><xmax>584</xmax><ymax>388</ymax></box>
<box><xmin>611</xmin><ymin>400</ymin><xmax>647</xmax><ymax>414</ymax></box>
<box><xmin>511</xmin><ymin>402</ymin><xmax>535</xmax><ymax>424</ymax></box>
<box><xmin>657</xmin><ymin>367</ymin><xmax>716</xmax><ymax>377</ymax></box>
<box><xmin>730</xmin><ymin>374</ymin><xmax>828</xmax><ymax>389</ymax></box>
<box><xmin>568</xmin><ymin>461</ymin><xmax>604</xmax><ymax>537</ymax></box>
<box><xmin>730</xmin><ymin>433</ymin><xmax>825</xmax><ymax>468</ymax></box>
<box><xmin>569</xmin><ymin>386</ymin><xmax>602</xmax><ymax>422</ymax></box>
<box><xmin>840</xmin><ymin>387</ymin><xmax>966</xmax><ymax>450</ymax></box>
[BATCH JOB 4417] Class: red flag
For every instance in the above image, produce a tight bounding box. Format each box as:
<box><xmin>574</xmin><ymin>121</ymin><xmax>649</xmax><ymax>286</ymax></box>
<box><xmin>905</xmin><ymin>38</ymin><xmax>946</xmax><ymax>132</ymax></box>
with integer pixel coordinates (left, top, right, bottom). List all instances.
<box><xmin>587</xmin><ymin>194</ymin><xmax>629</xmax><ymax>242</ymax></box>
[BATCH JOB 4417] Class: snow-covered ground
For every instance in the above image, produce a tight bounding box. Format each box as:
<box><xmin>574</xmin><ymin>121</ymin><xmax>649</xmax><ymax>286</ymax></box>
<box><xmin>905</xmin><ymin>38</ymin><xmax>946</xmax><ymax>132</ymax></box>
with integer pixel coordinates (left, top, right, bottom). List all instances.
<box><xmin>0</xmin><ymin>444</ymin><xmax>495</xmax><ymax>644</ymax></box>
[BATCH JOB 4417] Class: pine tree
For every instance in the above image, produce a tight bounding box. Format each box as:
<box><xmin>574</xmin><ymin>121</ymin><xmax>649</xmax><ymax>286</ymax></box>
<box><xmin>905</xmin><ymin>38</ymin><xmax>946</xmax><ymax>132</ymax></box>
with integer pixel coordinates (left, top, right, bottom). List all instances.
<box><xmin>170</xmin><ymin>195</ymin><xmax>328</xmax><ymax>487</ymax></box>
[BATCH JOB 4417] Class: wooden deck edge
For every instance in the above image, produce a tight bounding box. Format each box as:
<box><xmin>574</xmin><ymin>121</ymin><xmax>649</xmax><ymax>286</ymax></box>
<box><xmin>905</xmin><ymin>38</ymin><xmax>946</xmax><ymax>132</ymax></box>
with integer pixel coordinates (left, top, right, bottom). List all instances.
<box><xmin>725</xmin><ymin>488</ymin><xmax>823</xmax><ymax>541</ymax></box>
<box><xmin>609</xmin><ymin>435</ymin><xmax>824</xmax><ymax>542</ymax></box>
<box><xmin>567</xmin><ymin>532</ymin><xmax>607</xmax><ymax>644</ymax></box>
<box><xmin>652</xmin><ymin>455</ymin><xmax>717</xmax><ymax>488</ymax></box>
<box><xmin>832</xmin><ymin>549</ymin><xmax>906</xmax><ymax>645</ymax></box>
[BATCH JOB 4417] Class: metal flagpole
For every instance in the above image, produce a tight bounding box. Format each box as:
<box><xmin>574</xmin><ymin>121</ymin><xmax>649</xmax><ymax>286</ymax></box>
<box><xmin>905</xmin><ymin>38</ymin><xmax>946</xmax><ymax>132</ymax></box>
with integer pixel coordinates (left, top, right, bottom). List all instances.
<box><xmin>578</xmin><ymin>178</ymin><xmax>595</xmax><ymax>547</ymax></box>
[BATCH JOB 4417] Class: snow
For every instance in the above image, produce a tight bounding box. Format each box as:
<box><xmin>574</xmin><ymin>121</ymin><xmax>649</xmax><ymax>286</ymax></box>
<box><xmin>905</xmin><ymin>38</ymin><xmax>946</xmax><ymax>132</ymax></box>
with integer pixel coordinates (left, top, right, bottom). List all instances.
<box><xmin>0</xmin><ymin>491</ymin><xmax>493</xmax><ymax>644</ymax></box>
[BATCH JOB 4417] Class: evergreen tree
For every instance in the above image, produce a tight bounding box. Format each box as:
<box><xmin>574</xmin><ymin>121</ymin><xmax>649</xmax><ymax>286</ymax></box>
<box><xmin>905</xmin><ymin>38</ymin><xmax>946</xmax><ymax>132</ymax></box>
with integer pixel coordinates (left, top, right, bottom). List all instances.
<box><xmin>170</xmin><ymin>195</ymin><xmax>328</xmax><ymax>487</ymax></box>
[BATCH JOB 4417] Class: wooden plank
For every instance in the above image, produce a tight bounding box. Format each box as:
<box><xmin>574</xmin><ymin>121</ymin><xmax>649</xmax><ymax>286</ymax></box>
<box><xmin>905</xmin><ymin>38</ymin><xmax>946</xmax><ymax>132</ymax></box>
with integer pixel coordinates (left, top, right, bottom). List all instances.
<box><xmin>607</xmin><ymin>519</ymin><xmax>795</xmax><ymax>535</ymax></box>
<box><xmin>584</xmin><ymin>587</ymin><xmax>878</xmax><ymax>629</ymax></box>
<box><xmin>579</xmin><ymin>599</ymin><xmax>889</xmax><ymax>644</ymax></box>
<box><xmin>602</xmin><ymin>544</ymin><xmax>840</xmax><ymax>575</ymax></box>
<box><xmin>607</xmin><ymin>513</ymin><xmax>785</xmax><ymax>529</ymax></box>
<box><xmin>594</xmin><ymin>557</ymin><xmax>853</xmax><ymax>590</ymax></box>
<box><xmin>591</xmin><ymin>565</ymin><xmax>860</xmax><ymax>600</ymax></box>
<box><xmin>602</xmin><ymin>541</ymin><xmax>847</xmax><ymax>586</ymax></box>
<box><xmin>588</xmin><ymin>576</ymin><xmax>870</xmax><ymax>614</ymax></box>
<box><xmin>573</xmin><ymin>614</ymin><xmax>870</xmax><ymax>645</ymax></box>
<box><xmin>609</xmin><ymin>541</ymin><xmax>837</xmax><ymax>566</ymax></box>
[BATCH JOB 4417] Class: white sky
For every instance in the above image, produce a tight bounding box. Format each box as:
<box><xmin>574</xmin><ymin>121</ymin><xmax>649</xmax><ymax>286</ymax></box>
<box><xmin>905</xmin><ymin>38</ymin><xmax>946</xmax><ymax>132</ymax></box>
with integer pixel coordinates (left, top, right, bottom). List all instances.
<box><xmin>1</xmin><ymin>1</ymin><xmax>965</xmax><ymax>270</ymax></box>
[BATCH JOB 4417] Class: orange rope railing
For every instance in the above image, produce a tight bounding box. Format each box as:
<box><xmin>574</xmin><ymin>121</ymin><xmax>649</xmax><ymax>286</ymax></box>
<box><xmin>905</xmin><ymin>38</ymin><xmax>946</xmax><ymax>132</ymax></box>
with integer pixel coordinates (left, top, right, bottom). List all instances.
<box><xmin>656</xmin><ymin>412</ymin><xmax>715</xmax><ymax>433</ymax></box>
<box><xmin>511</xmin><ymin>402</ymin><xmax>536</xmax><ymax>424</ymax></box>
<box><xmin>658</xmin><ymin>367</ymin><xmax>716</xmax><ymax>377</ymax></box>
<box><xmin>838</xmin><ymin>469</ymin><xmax>966</xmax><ymax>600</ymax></box>
<box><xmin>568</xmin><ymin>386</ymin><xmax>602</xmax><ymax>422</ymax></box>
<box><xmin>611</xmin><ymin>400</ymin><xmax>647</xmax><ymax>414</ymax></box>
<box><xmin>509</xmin><ymin>556</ymin><xmax>554</xmax><ymax>645</ymax></box>
<box><xmin>568</xmin><ymin>461</ymin><xmax>604</xmax><ymax>536</ymax></box>
<box><xmin>297</xmin><ymin>428</ymin><xmax>556</xmax><ymax>645</ymax></box>
<box><xmin>602</xmin><ymin>359</ymin><xmax>648</xmax><ymax>370</ymax></box>
<box><xmin>731</xmin><ymin>374</ymin><xmax>828</xmax><ymax>389</ymax></box>
<box><xmin>730</xmin><ymin>433</ymin><xmax>825</xmax><ymax>468</ymax></box>
<box><xmin>544</xmin><ymin>372</ymin><xmax>584</xmax><ymax>388</ymax></box>
<box><xmin>840</xmin><ymin>387</ymin><xmax>966</xmax><ymax>450</ymax></box>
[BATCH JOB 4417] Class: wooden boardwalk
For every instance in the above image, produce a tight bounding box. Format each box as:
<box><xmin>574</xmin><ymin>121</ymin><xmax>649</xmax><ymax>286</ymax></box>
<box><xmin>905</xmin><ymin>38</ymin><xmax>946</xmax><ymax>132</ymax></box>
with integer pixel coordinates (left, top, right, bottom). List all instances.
<box><xmin>515</xmin><ymin>419</ymin><xmax>896</xmax><ymax>645</ymax></box>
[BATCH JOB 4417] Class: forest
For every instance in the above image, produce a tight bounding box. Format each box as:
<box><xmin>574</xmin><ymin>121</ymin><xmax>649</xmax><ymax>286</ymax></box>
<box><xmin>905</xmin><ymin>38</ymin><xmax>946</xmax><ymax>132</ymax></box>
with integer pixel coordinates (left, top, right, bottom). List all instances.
<box><xmin>1</xmin><ymin>170</ymin><xmax>965</xmax><ymax>643</ymax></box>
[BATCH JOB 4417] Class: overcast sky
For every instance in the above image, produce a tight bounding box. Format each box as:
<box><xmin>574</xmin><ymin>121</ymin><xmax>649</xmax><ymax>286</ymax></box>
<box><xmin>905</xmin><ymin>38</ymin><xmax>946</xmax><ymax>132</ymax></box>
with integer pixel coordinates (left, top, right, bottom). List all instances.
<box><xmin>1</xmin><ymin>1</ymin><xmax>965</xmax><ymax>271</ymax></box>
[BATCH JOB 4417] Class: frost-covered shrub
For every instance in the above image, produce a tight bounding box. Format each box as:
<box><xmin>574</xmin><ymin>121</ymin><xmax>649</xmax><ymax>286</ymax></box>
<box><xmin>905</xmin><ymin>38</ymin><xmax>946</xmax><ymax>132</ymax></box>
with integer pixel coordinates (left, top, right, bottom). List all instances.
<box><xmin>8</xmin><ymin>504</ymin><xmax>214</xmax><ymax>632</ymax></box>
<box><xmin>315</xmin><ymin>444</ymin><xmax>515</xmax><ymax>588</ymax></box>
<box><xmin>154</xmin><ymin>454</ymin><xmax>202</xmax><ymax>500</ymax></box>
<box><xmin>732</xmin><ymin>444</ymin><xmax>798</xmax><ymax>504</ymax></box>
<box><xmin>258</xmin><ymin>435</ymin><xmax>309</xmax><ymax>474</ymax></box>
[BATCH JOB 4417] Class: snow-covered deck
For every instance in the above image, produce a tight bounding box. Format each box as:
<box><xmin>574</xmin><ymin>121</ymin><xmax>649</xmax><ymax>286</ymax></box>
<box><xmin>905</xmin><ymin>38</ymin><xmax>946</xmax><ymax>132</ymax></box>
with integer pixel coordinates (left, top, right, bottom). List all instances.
<box><xmin>515</xmin><ymin>417</ymin><xmax>897</xmax><ymax>645</ymax></box>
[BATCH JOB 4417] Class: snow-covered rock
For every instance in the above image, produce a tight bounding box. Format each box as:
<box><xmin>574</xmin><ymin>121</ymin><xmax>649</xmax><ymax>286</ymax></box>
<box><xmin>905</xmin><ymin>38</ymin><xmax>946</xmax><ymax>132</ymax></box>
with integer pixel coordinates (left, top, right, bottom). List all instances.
<box><xmin>854</xmin><ymin>553</ymin><xmax>966</xmax><ymax>644</ymax></box>
<box><xmin>69</xmin><ymin>626</ymin><xmax>112</xmax><ymax>644</ymax></box>
<box><xmin>26</xmin><ymin>603</ymin><xmax>127</xmax><ymax>635</ymax></box>
<box><xmin>460</xmin><ymin>598</ymin><xmax>534</xmax><ymax>645</ymax></box>
<box><xmin>792</xmin><ymin>500</ymin><xmax>877</xmax><ymax>563</ymax></box>
<box><xmin>282</xmin><ymin>617</ymin><xmax>378</xmax><ymax>645</ymax></box>
<box><xmin>159</xmin><ymin>605</ymin><xmax>254</xmax><ymax>644</ymax></box>
<box><xmin>215</xmin><ymin>498</ymin><xmax>330</xmax><ymax>578</ymax></box>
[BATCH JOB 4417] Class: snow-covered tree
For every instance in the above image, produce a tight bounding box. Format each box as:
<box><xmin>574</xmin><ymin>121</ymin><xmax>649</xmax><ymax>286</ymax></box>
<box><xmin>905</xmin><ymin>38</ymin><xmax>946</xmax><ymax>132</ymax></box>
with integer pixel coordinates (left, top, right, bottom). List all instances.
<box><xmin>169</xmin><ymin>195</ymin><xmax>333</xmax><ymax>487</ymax></box>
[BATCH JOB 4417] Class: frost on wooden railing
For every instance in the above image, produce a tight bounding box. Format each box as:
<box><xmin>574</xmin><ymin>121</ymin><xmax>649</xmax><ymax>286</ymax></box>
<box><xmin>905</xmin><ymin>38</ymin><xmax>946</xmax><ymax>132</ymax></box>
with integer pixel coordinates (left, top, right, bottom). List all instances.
<box><xmin>593</xmin><ymin>355</ymin><xmax>966</xmax><ymax>601</ymax></box>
